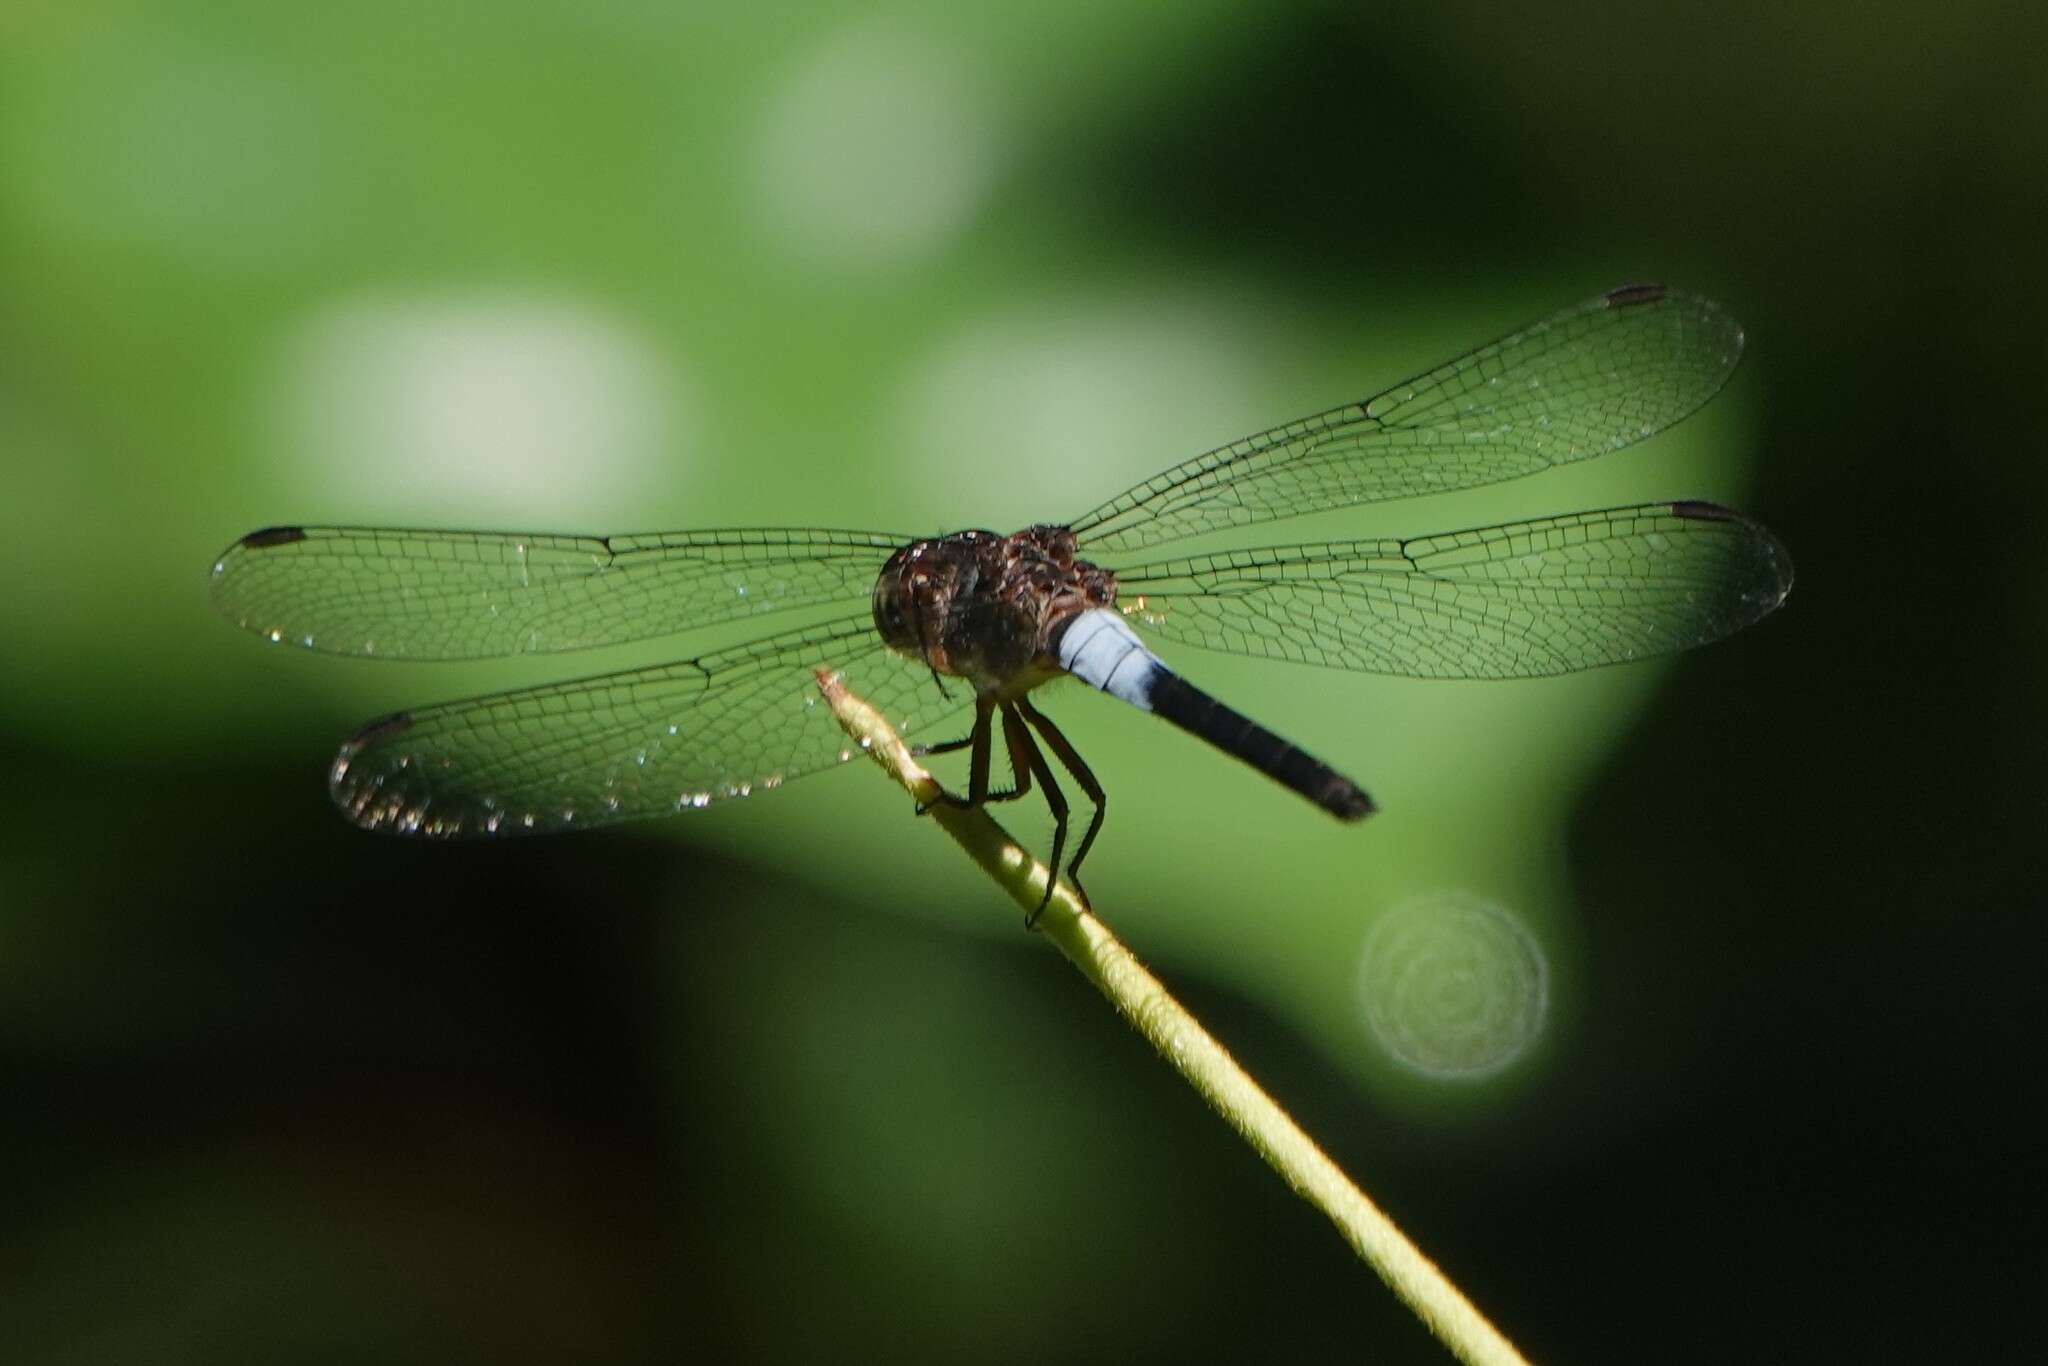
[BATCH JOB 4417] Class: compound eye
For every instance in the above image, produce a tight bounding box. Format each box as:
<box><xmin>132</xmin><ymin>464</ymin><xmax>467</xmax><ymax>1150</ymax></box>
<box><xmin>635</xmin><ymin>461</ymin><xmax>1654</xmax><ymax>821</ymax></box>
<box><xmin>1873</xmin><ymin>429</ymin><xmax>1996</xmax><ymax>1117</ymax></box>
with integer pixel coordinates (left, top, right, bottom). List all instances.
<box><xmin>871</xmin><ymin>582</ymin><xmax>908</xmax><ymax>644</ymax></box>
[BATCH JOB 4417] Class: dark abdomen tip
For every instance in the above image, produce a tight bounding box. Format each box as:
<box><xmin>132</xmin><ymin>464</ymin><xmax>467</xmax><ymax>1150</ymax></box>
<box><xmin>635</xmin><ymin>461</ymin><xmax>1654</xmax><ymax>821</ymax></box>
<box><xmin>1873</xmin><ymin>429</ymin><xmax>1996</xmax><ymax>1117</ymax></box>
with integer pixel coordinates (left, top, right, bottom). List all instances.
<box><xmin>1324</xmin><ymin>779</ymin><xmax>1376</xmax><ymax>821</ymax></box>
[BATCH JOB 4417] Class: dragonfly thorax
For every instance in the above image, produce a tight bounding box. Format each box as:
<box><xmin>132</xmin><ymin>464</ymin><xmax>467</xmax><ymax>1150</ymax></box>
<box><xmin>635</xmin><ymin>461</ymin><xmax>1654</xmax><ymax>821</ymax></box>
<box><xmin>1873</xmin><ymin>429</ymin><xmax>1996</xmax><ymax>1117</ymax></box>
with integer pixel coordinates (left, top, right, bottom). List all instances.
<box><xmin>872</xmin><ymin>525</ymin><xmax>1118</xmax><ymax>699</ymax></box>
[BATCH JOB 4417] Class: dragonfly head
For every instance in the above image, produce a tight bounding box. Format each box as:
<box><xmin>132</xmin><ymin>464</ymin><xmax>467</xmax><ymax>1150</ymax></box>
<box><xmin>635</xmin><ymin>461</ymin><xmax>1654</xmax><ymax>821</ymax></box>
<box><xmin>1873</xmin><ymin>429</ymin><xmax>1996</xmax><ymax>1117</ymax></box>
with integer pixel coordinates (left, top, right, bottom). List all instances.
<box><xmin>872</xmin><ymin>532</ymin><xmax>997</xmax><ymax>672</ymax></box>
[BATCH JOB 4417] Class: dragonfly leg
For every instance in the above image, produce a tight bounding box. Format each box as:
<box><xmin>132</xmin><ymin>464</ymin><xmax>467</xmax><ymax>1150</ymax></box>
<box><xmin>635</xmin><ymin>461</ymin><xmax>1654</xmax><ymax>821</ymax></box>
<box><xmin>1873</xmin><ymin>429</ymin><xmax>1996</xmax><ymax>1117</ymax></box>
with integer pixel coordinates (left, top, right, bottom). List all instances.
<box><xmin>1016</xmin><ymin>698</ymin><xmax>1104</xmax><ymax>914</ymax></box>
<box><xmin>917</xmin><ymin>698</ymin><xmax>994</xmax><ymax>815</ymax></box>
<box><xmin>983</xmin><ymin>703</ymin><xmax>1036</xmax><ymax>805</ymax></box>
<box><xmin>917</xmin><ymin>694</ymin><xmax>1037</xmax><ymax>807</ymax></box>
<box><xmin>1002</xmin><ymin>703</ymin><xmax>1072</xmax><ymax>925</ymax></box>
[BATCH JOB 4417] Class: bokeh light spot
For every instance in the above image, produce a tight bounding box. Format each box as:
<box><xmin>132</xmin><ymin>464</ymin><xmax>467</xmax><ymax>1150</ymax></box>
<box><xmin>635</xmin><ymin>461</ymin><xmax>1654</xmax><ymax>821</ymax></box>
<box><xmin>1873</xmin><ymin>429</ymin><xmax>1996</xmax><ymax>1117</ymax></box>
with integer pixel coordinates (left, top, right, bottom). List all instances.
<box><xmin>263</xmin><ymin>293</ymin><xmax>684</xmax><ymax>523</ymax></box>
<box><xmin>1357</xmin><ymin>890</ymin><xmax>1548</xmax><ymax>1079</ymax></box>
<box><xmin>752</xmin><ymin>21</ymin><xmax>1003</xmax><ymax>270</ymax></box>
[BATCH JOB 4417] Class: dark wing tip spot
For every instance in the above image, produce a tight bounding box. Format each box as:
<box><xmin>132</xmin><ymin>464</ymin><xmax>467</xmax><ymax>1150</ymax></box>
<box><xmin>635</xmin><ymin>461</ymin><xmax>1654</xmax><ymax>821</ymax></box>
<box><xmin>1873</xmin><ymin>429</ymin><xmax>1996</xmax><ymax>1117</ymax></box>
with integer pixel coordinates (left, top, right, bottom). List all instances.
<box><xmin>343</xmin><ymin>710</ymin><xmax>415</xmax><ymax>752</ymax></box>
<box><xmin>1667</xmin><ymin>499</ymin><xmax>1738</xmax><ymax>522</ymax></box>
<box><xmin>239</xmin><ymin>525</ymin><xmax>309</xmax><ymax>550</ymax></box>
<box><xmin>1603</xmin><ymin>282</ymin><xmax>1669</xmax><ymax>308</ymax></box>
<box><xmin>1668</xmin><ymin>501</ymin><xmax>1796</xmax><ymax>609</ymax></box>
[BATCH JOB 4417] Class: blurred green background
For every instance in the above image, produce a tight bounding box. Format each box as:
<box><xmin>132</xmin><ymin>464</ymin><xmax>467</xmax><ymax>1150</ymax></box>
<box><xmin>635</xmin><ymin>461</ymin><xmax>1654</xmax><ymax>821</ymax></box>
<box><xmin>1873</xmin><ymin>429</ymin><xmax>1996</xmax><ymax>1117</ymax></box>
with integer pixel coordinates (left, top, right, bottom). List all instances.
<box><xmin>3</xmin><ymin>1</ymin><xmax>2043</xmax><ymax>1361</ymax></box>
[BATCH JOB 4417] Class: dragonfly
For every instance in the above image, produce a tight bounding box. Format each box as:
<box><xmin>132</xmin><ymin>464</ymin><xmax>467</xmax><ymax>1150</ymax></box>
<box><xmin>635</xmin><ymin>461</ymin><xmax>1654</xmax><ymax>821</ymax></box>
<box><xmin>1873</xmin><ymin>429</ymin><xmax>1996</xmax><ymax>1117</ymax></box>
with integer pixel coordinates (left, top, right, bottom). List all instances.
<box><xmin>212</xmin><ymin>284</ymin><xmax>1793</xmax><ymax>912</ymax></box>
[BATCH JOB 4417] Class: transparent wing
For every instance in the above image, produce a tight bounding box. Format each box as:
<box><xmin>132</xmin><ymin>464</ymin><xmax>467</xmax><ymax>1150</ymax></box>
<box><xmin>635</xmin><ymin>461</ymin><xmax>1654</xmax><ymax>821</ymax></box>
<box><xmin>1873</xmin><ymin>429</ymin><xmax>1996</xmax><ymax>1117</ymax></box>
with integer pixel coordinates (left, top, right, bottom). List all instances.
<box><xmin>1070</xmin><ymin>285</ymin><xmax>1744</xmax><ymax>554</ymax></box>
<box><xmin>328</xmin><ymin>614</ymin><xmax>967</xmax><ymax>835</ymax></box>
<box><xmin>209</xmin><ymin>525</ymin><xmax>905</xmax><ymax>660</ymax></box>
<box><xmin>1113</xmin><ymin>502</ymin><xmax>1792</xmax><ymax>680</ymax></box>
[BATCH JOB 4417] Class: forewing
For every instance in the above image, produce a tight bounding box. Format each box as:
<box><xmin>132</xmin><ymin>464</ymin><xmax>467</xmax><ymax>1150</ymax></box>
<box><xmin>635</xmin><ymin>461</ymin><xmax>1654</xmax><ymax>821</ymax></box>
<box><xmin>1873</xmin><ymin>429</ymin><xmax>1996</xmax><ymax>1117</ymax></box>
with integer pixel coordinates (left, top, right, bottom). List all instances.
<box><xmin>209</xmin><ymin>525</ymin><xmax>904</xmax><ymax>659</ymax></box>
<box><xmin>1113</xmin><ymin>502</ymin><xmax>1792</xmax><ymax>679</ymax></box>
<box><xmin>1070</xmin><ymin>285</ymin><xmax>1743</xmax><ymax>553</ymax></box>
<box><xmin>328</xmin><ymin>614</ymin><xmax>965</xmax><ymax>835</ymax></box>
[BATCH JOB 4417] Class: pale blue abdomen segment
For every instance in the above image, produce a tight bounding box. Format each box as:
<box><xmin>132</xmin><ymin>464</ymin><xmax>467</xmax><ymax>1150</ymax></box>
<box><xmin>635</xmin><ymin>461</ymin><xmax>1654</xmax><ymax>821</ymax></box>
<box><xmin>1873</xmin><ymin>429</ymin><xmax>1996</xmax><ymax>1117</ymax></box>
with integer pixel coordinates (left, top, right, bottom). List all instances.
<box><xmin>1053</xmin><ymin>607</ymin><xmax>1168</xmax><ymax>710</ymax></box>
<box><xmin>1053</xmin><ymin>608</ymin><xmax>1372</xmax><ymax>820</ymax></box>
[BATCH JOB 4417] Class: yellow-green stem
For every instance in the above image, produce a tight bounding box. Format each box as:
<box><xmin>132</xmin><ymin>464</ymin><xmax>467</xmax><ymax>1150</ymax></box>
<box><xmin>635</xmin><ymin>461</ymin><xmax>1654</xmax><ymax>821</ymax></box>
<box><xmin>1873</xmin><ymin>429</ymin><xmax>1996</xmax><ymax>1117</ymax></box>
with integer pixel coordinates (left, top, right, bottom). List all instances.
<box><xmin>815</xmin><ymin>669</ymin><xmax>1532</xmax><ymax>1366</ymax></box>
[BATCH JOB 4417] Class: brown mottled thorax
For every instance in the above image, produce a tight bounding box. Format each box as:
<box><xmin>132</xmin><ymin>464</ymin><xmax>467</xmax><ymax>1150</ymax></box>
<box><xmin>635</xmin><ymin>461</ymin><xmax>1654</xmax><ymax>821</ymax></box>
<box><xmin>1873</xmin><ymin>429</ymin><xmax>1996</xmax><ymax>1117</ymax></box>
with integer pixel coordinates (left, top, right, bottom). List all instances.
<box><xmin>872</xmin><ymin>525</ymin><xmax>1118</xmax><ymax>699</ymax></box>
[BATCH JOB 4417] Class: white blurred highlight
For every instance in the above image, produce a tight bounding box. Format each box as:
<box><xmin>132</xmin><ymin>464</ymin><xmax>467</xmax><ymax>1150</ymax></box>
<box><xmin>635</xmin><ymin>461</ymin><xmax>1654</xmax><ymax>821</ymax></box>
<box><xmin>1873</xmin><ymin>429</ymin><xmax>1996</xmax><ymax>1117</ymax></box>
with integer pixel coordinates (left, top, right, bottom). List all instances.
<box><xmin>898</xmin><ymin>295</ymin><xmax>1270</xmax><ymax>523</ymax></box>
<box><xmin>1357</xmin><ymin>891</ymin><xmax>1549</xmax><ymax>1079</ymax></box>
<box><xmin>753</xmin><ymin>21</ymin><xmax>1003</xmax><ymax>270</ymax></box>
<box><xmin>265</xmin><ymin>294</ymin><xmax>683</xmax><ymax>522</ymax></box>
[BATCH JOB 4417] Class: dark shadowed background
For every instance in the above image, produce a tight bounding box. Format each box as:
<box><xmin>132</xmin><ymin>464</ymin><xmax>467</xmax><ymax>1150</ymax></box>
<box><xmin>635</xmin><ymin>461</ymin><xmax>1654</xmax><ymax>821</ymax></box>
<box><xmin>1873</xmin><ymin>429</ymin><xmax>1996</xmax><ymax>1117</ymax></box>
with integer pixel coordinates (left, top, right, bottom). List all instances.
<box><xmin>3</xmin><ymin>2</ymin><xmax>2042</xmax><ymax>1361</ymax></box>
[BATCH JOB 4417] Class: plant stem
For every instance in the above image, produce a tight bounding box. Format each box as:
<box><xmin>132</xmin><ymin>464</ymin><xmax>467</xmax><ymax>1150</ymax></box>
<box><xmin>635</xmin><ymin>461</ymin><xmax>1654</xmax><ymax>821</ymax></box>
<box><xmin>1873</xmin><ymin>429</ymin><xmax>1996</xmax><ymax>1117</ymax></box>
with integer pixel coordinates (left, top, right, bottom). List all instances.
<box><xmin>814</xmin><ymin>669</ymin><xmax>1533</xmax><ymax>1366</ymax></box>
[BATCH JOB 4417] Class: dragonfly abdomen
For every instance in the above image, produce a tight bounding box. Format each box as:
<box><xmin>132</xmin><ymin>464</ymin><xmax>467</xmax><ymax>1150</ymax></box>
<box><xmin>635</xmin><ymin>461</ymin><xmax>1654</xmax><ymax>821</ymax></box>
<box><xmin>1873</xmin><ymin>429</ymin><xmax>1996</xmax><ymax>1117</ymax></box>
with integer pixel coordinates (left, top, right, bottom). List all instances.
<box><xmin>1053</xmin><ymin>608</ymin><xmax>1164</xmax><ymax>709</ymax></box>
<box><xmin>1054</xmin><ymin>607</ymin><xmax>1374</xmax><ymax>821</ymax></box>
